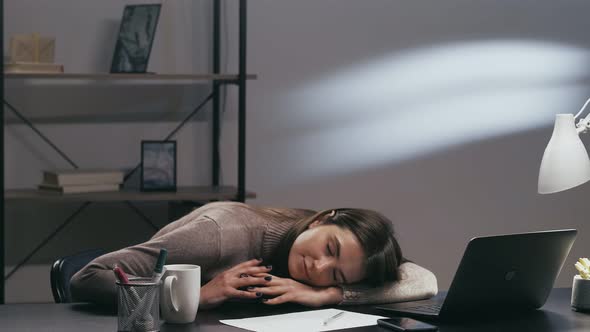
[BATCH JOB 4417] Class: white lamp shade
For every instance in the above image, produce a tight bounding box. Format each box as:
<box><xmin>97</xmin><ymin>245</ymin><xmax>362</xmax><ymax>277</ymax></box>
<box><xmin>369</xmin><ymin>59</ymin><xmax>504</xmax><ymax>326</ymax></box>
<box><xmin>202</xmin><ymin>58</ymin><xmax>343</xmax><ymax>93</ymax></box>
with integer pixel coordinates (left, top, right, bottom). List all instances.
<box><xmin>538</xmin><ymin>114</ymin><xmax>590</xmax><ymax>194</ymax></box>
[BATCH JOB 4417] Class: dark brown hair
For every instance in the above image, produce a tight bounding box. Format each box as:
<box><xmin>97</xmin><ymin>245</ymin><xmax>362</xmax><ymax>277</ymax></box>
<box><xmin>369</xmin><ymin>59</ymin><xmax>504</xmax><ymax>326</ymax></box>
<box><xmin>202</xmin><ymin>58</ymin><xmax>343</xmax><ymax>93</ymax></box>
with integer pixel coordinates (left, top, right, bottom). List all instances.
<box><xmin>270</xmin><ymin>208</ymin><xmax>404</xmax><ymax>286</ymax></box>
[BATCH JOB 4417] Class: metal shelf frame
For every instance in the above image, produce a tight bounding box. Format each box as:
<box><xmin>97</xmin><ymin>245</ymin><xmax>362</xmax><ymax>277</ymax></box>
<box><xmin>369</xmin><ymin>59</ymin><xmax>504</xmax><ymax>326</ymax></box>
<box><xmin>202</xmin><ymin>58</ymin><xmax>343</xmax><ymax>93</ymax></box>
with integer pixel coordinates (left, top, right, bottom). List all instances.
<box><xmin>4</xmin><ymin>73</ymin><xmax>256</xmax><ymax>80</ymax></box>
<box><xmin>0</xmin><ymin>0</ymin><xmax>249</xmax><ymax>304</ymax></box>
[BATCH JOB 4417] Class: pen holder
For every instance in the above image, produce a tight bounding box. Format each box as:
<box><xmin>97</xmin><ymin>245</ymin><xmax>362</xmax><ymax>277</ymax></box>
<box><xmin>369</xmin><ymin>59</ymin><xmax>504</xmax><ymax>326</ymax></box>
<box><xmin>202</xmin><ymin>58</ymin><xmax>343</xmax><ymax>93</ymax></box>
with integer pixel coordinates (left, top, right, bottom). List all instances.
<box><xmin>571</xmin><ymin>275</ymin><xmax>590</xmax><ymax>312</ymax></box>
<box><xmin>117</xmin><ymin>278</ymin><xmax>161</xmax><ymax>332</ymax></box>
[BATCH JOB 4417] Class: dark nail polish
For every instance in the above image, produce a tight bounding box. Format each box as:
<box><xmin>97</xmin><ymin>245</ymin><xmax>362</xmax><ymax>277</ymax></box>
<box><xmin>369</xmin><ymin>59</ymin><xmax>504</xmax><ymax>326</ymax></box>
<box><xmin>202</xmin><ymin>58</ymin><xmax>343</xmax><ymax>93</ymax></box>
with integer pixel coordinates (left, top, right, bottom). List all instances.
<box><xmin>256</xmin><ymin>257</ymin><xmax>263</xmax><ymax>261</ymax></box>
<box><xmin>247</xmin><ymin>286</ymin><xmax>255</xmax><ymax>290</ymax></box>
<box><xmin>264</xmin><ymin>276</ymin><xmax>272</xmax><ymax>281</ymax></box>
<box><xmin>261</xmin><ymin>298</ymin><xmax>268</xmax><ymax>302</ymax></box>
<box><xmin>256</xmin><ymin>292</ymin><xmax>262</xmax><ymax>297</ymax></box>
<box><xmin>266</xmin><ymin>265</ymin><xmax>273</xmax><ymax>270</ymax></box>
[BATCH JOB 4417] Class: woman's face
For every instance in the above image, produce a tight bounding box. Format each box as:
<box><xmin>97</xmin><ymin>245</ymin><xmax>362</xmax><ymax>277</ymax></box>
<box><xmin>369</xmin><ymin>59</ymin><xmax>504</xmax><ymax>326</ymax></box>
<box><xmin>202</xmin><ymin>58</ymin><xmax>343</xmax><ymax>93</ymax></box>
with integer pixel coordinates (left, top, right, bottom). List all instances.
<box><xmin>287</xmin><ymin>222</ymin><xmax>366</xmax><ymax>287</ymax></box>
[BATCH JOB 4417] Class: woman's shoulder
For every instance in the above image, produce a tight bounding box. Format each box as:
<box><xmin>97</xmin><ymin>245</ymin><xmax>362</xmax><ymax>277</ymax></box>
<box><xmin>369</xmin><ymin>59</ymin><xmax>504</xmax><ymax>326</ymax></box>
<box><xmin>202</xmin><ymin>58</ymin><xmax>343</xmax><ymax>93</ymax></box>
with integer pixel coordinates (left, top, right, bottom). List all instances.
<box><xmin>198</xmin><ymin>201</ymin><xmax>247</xmax><ymax>211</ymax></box>
<box><xmin>195</xmin><ymin>202</ymin><xmax>315</xmax><ymax>226</ymax></box>
<box><xmin>197</xmin><ymin>201</ymin><xmax>268</xmax><ymax>215</ymax></box>
<box><xmin>198</xmin><ymin>201</ymin><xmax>314</xmax><ymax>216</ymax></box>
<box><xmin>194</xmin><ymin>202</ymin><xmax>270</xmax><ymax>226</ymax></box>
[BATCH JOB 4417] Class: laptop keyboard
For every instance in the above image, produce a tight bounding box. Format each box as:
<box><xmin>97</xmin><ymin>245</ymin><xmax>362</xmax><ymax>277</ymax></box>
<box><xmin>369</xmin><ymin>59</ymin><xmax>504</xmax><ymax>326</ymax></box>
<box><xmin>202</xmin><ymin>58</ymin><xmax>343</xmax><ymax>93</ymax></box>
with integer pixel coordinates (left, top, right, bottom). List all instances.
<box><xmin>405</xmin><ymin>303</ymin><xmax>442</xmax><ymax>314</ymax></box>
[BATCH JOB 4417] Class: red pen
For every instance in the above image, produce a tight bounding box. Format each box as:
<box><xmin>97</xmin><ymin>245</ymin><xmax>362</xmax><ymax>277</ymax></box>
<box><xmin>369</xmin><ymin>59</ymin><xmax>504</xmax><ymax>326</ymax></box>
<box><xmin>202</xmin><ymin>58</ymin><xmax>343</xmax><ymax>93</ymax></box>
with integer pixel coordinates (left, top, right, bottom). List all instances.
<box><xmin>113</xmin><ymin>265</ymin><xmax>130</xmax><ymax>284</ymax></box>
<box><xmin>113</xmin><ymin>265</ymin><xmax>141</xmax><ymax>304</ymax></box>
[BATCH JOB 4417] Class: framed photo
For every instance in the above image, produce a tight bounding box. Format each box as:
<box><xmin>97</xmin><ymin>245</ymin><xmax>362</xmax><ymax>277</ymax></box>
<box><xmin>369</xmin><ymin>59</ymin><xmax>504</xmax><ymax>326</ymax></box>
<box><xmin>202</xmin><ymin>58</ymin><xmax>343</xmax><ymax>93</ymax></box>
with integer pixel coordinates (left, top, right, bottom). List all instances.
<box><xmin>141</xmin><ymin>140</ymin><xmax>177</xmax><ymax>191</ymax></box>
<box><xmin>110</xmin><ymin>4</ymin><xmax>161</xmax><ymax>73</ymax></box>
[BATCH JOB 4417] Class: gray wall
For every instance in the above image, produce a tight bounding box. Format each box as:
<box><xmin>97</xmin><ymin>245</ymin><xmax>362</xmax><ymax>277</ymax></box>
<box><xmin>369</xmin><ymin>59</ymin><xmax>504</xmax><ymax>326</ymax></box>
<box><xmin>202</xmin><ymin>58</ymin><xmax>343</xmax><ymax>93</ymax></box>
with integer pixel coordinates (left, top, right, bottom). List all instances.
<box><xmin>5</xmin><ymin>0</ymin><xmax>590</xmax><ymax>302</ymax></box>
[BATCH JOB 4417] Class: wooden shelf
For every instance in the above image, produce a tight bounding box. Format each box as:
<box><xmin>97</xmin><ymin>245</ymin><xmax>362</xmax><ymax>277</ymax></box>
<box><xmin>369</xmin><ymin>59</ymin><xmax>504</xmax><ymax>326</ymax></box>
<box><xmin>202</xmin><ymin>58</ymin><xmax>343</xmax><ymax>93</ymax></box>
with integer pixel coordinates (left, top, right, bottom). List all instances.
<box><xmin>5</xmin><ymin>186</ymin><xmax>256</xmax><ymax>202</ymax></box>
<box><xmin>4</xmin><ymin>73</ymin><xmax>257</xmax><ymax>81</ymax></box>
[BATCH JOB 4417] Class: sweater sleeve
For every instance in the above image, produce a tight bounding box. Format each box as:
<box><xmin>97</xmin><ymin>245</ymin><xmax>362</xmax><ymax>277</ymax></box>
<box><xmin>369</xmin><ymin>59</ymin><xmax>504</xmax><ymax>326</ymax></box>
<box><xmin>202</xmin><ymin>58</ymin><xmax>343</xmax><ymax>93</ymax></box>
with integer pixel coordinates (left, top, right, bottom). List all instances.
<box><xmin>70</xmin><ymin>216</ymin><xmax>220</xmax><ymax>307</ymax></box>
<box><xmin>339</xmin><ymin>262</ymin><xmax>438</xmax><ymax>305</ymax></box>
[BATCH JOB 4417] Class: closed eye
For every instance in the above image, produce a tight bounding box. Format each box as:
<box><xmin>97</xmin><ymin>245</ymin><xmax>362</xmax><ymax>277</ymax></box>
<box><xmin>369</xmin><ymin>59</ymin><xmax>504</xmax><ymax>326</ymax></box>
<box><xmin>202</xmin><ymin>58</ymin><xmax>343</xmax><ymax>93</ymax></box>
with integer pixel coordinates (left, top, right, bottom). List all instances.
<box><xmin>326</xmin><ymin>243</ymin><xmax>340</xmax><ymax>282</ymax></box>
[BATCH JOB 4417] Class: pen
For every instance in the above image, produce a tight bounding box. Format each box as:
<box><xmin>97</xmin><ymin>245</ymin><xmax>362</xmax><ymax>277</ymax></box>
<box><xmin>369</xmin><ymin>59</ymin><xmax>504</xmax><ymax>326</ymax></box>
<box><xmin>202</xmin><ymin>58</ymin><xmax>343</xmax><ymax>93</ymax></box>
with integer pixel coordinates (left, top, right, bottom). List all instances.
<box><xmin>113</xmin><ymin>265</ymin><xmax>140</xmax><ymax>303</ymax></box>
<box><xmin>152</xmin><ymin>248</ymin><xmax>168</xmax><ymax>283</ymax></box>
<box><xmin>322</xmin><ymin>311</ymin><xmax>345</xmax><ymax>326</ymax></box>
<box><xmin>113</xmin><ymin>265</ymin><xmax>130</xmax><ymax>284</ymax></box>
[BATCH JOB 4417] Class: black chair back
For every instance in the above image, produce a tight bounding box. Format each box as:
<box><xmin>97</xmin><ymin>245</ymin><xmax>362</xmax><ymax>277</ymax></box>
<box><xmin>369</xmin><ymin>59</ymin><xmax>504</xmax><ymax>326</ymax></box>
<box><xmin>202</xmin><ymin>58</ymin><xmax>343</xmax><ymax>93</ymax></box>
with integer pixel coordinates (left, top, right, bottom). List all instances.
<box><xmin>50</xmin><ymin>249</ymin><xmax>105</xmax><ymax>303</ymax></box>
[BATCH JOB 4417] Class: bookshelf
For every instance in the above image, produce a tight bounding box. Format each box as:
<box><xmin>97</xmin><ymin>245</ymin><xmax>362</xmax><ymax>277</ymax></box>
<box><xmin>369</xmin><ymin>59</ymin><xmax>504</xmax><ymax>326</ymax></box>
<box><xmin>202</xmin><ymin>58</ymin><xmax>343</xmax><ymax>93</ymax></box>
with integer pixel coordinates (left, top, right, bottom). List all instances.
<box><xmin>5</xmin><ymin>186</ymin><xmax>256</xmax><ymax>202</ymax></box>
<box><xmin>0</xmin><ymin>0</ymin><xmax>251</xmax><ymax>303</ymax></box>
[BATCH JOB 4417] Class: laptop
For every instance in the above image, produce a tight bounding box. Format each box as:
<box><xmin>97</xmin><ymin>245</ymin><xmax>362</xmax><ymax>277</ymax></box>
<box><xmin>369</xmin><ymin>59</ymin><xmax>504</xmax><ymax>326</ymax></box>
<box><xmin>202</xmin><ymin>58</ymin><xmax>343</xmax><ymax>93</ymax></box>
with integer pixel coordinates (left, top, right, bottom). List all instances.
<box><xmin>376</xmin><ymin>229</ymin><xmax>577</xmax><ymax>321</ymax></box>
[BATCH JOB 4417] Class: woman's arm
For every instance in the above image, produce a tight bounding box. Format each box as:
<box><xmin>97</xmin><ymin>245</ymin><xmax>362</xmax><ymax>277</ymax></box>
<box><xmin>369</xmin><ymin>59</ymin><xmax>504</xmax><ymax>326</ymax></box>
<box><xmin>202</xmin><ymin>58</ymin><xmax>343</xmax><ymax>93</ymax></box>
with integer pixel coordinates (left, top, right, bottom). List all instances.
<box><xmin>337</xmin><ymin>262</ymin><xmax>438</xmax><ymax>305</ymax></box>
<box><xmin>246</xmin><ymin>274</ymin><xmax>344</xmax><ymax>307</ymax></box>
<box><xmin>70</xmin><ymin>216</ymin><xmax>221</xmax><ymax>307</ymax></box>
<box><xmin>248</xmin><ymin>262</ymin><xmax>436</xmax><ymax>307</ymax></box>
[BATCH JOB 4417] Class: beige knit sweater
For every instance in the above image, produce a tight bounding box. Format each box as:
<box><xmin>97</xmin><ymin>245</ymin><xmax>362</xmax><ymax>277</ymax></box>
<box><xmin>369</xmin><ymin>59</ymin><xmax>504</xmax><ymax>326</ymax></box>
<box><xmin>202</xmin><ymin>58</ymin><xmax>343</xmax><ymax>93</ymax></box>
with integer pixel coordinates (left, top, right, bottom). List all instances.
<box><xmin>70</xmin><ymin>202</ymin><xmax>435</xmax><ymax>307</ymax></box>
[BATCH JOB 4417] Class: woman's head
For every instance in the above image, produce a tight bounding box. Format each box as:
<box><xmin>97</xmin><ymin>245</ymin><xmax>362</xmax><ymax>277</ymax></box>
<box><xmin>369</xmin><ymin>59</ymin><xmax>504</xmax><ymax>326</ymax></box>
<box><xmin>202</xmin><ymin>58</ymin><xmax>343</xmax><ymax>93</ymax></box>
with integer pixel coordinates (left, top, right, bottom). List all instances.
<box><xmin>272</xmin><ymin>208</ymin><xmax>404</xmax><ymax>287</ymax></box>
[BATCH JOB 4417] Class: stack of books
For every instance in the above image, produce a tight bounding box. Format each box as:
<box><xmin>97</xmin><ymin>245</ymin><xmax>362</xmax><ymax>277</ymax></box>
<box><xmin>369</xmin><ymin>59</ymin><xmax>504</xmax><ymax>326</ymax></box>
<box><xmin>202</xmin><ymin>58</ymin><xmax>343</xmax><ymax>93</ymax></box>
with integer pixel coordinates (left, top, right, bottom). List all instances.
<box><xmin>5</xmin><ymin>61</ymin><xmax>64</xmax><ymax>74</ymax></box>
<box><xmin>38</xmin><ymin>169</ymin><xmax>124</xmax><ymax>194</ymax></box>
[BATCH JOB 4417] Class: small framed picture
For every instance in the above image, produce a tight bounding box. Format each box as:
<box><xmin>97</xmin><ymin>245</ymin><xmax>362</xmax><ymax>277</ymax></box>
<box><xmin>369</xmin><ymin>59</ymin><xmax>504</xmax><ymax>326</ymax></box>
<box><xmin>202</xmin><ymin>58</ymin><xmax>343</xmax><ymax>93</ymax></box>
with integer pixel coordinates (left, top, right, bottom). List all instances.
<box><xmin>141</xmin><ymin>140</ymin><xmax>177</xmax><ymax>191</ymax></box>
<box><xmin>110</xmin><ymin>4</ymin><xmax>161</xmax><ymax>73</ymax></box>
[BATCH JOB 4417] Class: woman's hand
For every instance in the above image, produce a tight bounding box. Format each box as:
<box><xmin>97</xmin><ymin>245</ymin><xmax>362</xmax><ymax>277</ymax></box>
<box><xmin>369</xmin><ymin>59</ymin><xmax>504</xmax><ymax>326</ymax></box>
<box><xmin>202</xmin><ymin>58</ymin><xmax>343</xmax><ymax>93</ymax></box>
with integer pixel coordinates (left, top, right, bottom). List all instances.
<box><xmin>200</xmin><ymin>259</ymin><xmax>272</xmax><ymax>309</ymax></box>
<box><xmin>248</xmin><ymin>274</ymin><xmax>343</xmax><ymax>307</ymax></box>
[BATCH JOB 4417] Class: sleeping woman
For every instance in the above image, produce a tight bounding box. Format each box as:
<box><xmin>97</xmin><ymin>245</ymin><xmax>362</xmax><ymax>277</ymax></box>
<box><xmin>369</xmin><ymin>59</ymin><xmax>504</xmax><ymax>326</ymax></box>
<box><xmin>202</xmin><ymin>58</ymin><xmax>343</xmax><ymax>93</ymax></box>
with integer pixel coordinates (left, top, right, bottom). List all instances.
<box><xmin>70</xmin><ymin>202</ymin><xmax>437</xmax><ymax>309</ymax></box>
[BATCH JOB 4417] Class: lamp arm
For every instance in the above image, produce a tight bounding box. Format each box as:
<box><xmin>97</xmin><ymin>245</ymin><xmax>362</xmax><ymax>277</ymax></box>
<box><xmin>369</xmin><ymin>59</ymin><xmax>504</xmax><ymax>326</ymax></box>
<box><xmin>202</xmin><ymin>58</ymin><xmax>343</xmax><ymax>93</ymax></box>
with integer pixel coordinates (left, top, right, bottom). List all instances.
<box><xmin>573</xmin><ymin>97</ymin><xmax>590</xmax><ymax>134</ymax></box>
<box><xmin>574</xmin><ymin>97</ymin><xmax>590</xmax><ymax>119</ymax></box>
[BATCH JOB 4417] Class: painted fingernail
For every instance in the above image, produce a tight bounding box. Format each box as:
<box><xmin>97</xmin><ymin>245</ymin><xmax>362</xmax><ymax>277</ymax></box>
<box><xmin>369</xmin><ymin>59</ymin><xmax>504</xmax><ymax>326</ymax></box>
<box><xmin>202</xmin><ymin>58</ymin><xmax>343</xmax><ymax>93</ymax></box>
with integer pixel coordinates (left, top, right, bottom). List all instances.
<box><xmin>264</xmin><ymin>276</ymin><xmax>272</xmax><ymax>281</ymax></box>
<box><xmin>261</xmin><ymin>298</ymin><xmax>268</xmax><ymax>302</ymax></box>
<box><xmin>266</xmin><ymin>265</ymin><xmax>273</xmax><ymax>270</ymax></box>
<box><xmin>247</xmin><ymin>286</ymin><xmax>255</xmax><ymax>290</ymax></box>
<box><xmin>256</xmin><ymin>292</ymin><xmax>262</xmax><ymax>297</ymax></box>
<box><xmin>239</xmin><ymin>273</ymin><xmax>248</xmax><ymax>278</ymax></box>
<box><xmin>256</xmin><ymin>257</ymin><xmax>263</xmax><ymax>261</ymax></box>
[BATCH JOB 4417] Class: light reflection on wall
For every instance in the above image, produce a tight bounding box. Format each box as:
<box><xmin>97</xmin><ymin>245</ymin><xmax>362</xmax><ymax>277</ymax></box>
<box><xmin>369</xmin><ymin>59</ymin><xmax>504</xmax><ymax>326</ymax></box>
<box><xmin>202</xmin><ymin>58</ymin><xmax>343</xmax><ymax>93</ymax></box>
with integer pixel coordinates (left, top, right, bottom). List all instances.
<box><xmin>258</xmin><ymin>41</ymin><xmax>590</xmax><ymax>184</ymax></box>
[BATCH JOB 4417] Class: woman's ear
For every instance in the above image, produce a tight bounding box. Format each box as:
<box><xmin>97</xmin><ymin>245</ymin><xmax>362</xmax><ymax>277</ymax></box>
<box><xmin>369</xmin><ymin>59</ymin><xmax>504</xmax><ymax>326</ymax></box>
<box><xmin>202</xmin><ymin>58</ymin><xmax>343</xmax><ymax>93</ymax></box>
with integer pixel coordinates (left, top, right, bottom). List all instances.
<box><xmin>308</xmin><ymin>219</ymin><xmax>322</xmax><ymax>229</ymax></box>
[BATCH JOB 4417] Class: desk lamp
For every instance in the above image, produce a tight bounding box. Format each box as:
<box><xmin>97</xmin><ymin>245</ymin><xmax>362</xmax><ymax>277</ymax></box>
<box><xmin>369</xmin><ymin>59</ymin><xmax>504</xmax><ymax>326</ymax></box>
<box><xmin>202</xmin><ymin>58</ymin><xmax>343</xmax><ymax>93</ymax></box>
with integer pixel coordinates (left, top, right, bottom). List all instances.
<box><xmin>538</xmin><ymin>98</ymin><xmax>590</xmax><ymax>194</ymax></box>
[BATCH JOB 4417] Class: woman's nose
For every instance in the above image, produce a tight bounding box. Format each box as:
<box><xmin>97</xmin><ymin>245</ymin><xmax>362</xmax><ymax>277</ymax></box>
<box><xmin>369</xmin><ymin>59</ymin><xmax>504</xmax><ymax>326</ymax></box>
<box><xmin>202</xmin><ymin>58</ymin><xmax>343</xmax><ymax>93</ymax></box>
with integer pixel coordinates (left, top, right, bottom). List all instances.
<box><xmin>314</xmin><ymin>257</ymin><xmax>335</xmax><ymax>273</ymax></box>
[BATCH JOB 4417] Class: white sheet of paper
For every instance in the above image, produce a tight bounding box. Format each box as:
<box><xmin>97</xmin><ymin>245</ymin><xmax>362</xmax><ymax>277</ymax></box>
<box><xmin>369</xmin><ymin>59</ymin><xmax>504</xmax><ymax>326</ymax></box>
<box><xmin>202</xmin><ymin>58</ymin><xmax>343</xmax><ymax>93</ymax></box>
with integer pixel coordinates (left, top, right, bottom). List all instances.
<box><xmin>219</xmin><ymin>308</ymin><xmax>387</xmax><ymax>332</ymax></box>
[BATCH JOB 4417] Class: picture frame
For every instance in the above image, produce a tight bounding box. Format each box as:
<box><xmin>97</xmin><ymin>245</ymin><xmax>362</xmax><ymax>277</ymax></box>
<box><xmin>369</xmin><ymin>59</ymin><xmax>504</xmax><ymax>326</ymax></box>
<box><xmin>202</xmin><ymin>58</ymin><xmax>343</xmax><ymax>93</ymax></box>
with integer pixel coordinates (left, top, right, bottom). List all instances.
<box><xmin>110</xmin><ymin>4</ymin><xmax>161</xmax><ymax>73</ymax></box>
<box><xmin>141</xmin><ymin>140</ymin><xmax>177</xmax><ymax>191</ymax></box>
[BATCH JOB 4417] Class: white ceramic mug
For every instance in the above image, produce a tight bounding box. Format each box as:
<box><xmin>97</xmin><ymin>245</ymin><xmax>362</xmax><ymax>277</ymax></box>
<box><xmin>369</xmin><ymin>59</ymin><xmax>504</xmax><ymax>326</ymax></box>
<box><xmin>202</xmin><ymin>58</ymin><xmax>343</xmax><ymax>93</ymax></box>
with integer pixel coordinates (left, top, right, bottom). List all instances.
<box><xmin>160</xmin><ymin>264</ymin><xmax>201</xmax><ymax>324</ymax></box>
